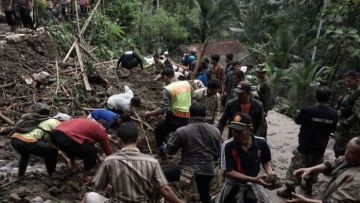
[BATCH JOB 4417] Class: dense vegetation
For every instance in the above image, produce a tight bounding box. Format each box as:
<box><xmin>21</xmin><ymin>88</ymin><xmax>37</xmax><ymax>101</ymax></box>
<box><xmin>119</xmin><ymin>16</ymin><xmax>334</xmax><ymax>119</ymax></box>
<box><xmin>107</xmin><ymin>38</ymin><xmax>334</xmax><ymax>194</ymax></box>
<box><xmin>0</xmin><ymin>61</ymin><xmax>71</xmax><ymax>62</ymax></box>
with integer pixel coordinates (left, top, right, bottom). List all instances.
<box><xmin>43</xmin><ymin>0</ymin><xmax>359</xmax><ymax>115</ymax></box>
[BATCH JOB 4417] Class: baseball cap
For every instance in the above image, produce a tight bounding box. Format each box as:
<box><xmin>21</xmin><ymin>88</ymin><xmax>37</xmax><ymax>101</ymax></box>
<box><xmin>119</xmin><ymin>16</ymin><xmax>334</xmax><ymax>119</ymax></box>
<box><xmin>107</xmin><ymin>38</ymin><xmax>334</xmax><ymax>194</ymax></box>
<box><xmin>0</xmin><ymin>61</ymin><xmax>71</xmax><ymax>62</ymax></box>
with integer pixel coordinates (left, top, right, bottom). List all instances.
<box><xmin>228</xmin><ymin>113</ymin><xmax>253</xmax><ymax>132</ymax></box>
<box><xmin>234</xmin><ymin>81</ymin><xmax>251</xmax><ymax>94</ymax></box>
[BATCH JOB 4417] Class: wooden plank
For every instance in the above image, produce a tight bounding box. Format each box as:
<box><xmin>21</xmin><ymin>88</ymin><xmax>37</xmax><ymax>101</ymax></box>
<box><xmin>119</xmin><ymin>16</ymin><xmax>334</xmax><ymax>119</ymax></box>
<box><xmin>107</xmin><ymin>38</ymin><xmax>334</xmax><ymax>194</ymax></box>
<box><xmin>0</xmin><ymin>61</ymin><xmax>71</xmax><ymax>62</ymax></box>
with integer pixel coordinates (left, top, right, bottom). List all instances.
<box><xmin>75</xmin><ymin>42</ymin><xmax>92</xmax><ymax>91</ymax></box>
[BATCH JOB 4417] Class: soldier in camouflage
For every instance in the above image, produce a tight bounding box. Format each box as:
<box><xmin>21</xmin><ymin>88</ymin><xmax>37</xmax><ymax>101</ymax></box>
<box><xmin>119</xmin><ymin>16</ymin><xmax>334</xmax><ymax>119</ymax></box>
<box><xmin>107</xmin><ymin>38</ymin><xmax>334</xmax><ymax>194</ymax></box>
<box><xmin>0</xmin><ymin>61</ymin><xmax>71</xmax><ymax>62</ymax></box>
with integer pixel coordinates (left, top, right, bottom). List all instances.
<box><xmin>333</xmin><ymin>70</ymin><xmax>360</xmax><ymax>158</ymax></box>
<box><xmin>277</xmin><ymin>86</ymin><xmax>338</xmax><ymax>198</ymax></box>
<box><xmin>255</xmin><ymin>64</ymin><xmax>275</xmax><ymax>139</ymax></box>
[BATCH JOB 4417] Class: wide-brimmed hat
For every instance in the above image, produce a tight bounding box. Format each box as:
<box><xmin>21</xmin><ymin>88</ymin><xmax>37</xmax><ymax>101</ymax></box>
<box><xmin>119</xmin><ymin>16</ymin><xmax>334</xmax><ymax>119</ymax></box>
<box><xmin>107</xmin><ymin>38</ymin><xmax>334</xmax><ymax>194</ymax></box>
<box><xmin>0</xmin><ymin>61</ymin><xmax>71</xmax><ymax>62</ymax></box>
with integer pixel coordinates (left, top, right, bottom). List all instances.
<box><xmin>228</xmin><ymin>113</ymin><xmax>253</xmax><ymax>132</ymax></box>
<box><xmin>234</xmin><ymin>81</ymin><xmax>251</xmax><ymax>94</ymax></box>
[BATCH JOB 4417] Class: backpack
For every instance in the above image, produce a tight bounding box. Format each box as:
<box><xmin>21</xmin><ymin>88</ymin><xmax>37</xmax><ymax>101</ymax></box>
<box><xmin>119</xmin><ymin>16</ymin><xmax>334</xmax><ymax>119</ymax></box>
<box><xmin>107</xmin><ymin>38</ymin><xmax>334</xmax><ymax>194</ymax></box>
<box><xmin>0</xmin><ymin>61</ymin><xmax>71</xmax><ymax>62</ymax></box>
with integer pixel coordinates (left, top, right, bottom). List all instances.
<box><xmin>14</xmin><ymin>113</ymin><xmax>50</xmax><ymax>133</ymax></box>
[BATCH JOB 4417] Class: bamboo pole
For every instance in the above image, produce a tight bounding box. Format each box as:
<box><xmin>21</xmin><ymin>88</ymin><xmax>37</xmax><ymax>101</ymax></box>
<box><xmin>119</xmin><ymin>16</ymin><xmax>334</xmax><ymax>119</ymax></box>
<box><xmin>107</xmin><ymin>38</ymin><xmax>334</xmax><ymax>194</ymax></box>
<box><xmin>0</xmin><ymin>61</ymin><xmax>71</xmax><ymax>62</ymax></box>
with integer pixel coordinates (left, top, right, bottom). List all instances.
<box><xmin>62</xmin><ymin>0</ymin><xmax>102</xmax><ymax>62</ymax></box>
<box><xmin>0</xmin><ymin>112</ymin><xmax>14</xmax><ymax>125</ymax></box>
<box><xmin>133</xmin><ymin>107</ymin><xmax>153</xmax><ymax>154</ymax></box>
<box><xmin>55</xmin><ymin>61</ymin><xmax>60</xmax><ymax>95</ymax></box>
<box><xmin>75</xmin><ymin>42</ymin><xmax>92</xmax><ymax>91</ymax></box>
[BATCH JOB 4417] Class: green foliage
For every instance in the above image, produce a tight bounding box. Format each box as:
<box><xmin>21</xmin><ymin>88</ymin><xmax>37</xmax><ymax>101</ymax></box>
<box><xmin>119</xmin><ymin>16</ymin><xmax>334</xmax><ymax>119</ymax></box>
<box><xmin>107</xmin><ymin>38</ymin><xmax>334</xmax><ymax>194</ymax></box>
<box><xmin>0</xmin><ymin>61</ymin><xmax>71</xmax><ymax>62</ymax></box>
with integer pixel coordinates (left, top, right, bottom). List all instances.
<box><xmin>86</xmin><ymin>12</ymin><xmax>127</xmax><ymax>60</ymax></box>
<box><xmin>136</xmin><ymin>8</ymin><xmax>188</xmax><ymax>53</ymax></box>
<box><xmin>105</xmin><ymin>0</ymin><xmax>140</xmax><ymax>31</ymax></box>
<box><xmin>47</xmin><ymin>23</ymin><xmax>76</xmax><ymax>54</ymax></box>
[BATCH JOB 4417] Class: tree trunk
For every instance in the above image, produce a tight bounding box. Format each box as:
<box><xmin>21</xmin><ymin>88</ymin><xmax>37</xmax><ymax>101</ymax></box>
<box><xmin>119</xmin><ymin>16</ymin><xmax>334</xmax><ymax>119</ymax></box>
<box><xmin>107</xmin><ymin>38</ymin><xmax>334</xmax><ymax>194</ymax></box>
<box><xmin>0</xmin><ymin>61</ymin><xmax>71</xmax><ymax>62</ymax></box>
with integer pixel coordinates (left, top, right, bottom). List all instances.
<box><xmin>311</xmin><ymin>0</ymin><xmax>328</xmax><ymax>64</ymax></box>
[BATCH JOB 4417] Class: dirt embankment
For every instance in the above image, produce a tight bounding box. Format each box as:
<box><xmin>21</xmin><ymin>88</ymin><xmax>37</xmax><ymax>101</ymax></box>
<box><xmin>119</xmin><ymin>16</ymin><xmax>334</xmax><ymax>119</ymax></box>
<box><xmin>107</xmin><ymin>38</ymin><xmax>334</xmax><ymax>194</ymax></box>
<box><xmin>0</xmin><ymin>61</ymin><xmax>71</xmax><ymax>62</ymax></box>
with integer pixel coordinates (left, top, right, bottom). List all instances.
<box><xmin>0</xmin><ymin>28</ymin><xmax>163</xmax><ymax>202</ymax></box>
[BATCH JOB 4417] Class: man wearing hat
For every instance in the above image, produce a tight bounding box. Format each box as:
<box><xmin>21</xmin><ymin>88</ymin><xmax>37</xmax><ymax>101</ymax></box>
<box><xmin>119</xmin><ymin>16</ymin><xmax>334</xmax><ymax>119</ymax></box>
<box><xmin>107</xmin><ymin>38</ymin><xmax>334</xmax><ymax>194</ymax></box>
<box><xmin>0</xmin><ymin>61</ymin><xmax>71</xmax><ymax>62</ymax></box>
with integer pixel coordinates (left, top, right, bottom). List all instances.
<box><xmin>256</xmin><ymin>64</ymin><xmax>274</xmax><ymax>113</ymax></box>
<box><xmin>218</xmin><ymin>81</ymin><xmax>265</xmax><ymax>138</ymax></box>
<box><xmin>144</xmin><ymin>68</ymin><xmax>192</xmax><ymax>156</ymax></box>
<box><xmin>217</xmin><ymin>113</ymin><xmax>273</xmax><ymax>203</ymax></box>
<box><xmin>256</xmin><ymin>64</ymin><xmax>274</xmax><ymax>139</ymax></box>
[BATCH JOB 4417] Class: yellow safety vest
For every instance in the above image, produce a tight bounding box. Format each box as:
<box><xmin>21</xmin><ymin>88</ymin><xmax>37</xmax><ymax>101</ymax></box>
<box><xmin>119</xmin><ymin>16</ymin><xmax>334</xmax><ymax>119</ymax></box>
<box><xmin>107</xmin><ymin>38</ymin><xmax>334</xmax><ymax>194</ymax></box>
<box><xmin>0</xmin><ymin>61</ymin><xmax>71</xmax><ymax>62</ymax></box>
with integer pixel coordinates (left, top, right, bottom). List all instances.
<box><xmin>164</xmin><ymin>81</ymin><xmax>191</xmax><ymax>118</ymax></box>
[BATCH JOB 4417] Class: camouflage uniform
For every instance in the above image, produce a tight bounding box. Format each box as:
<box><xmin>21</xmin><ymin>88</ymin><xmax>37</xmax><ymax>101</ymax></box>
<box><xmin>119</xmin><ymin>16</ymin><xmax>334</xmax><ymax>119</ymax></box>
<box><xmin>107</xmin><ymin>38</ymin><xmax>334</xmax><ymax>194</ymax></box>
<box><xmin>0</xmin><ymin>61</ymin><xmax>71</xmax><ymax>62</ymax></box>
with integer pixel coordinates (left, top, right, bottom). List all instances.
<box><xmin>333</xmin><ymin>86</ymin><xmax>360</xmax><ymax>157</ymax></box>
<box><xmin>257</xmin><ymin>78</ymin><xmax>274</xmax><ymax>139</ymax></box>
<box><xmin>285</xmin><ymin>149</ymin><xmax>324</xmax><ymax>193</ymax></box>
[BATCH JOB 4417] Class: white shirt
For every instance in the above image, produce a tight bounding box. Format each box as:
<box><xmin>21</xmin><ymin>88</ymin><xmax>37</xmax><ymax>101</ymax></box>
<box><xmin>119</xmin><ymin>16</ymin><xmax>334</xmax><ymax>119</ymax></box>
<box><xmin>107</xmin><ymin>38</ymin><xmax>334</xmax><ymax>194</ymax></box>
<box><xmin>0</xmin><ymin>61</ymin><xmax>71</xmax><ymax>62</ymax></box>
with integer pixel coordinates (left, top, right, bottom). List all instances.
<box><xmin>107</xmin><ymin>85</ymin><xmax>134</xmax><ymax>113</ymax></box>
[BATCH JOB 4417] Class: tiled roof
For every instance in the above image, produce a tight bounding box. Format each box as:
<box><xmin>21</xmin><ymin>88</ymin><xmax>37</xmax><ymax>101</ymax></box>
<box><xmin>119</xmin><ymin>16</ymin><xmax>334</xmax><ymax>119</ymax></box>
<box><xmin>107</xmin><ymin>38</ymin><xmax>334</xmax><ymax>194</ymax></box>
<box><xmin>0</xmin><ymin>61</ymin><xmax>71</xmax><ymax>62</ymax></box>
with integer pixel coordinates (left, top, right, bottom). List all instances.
<box><xmin>180</xmin><ymin>40</ymin><xmax>247</xmax><ymax>55</ymax></box>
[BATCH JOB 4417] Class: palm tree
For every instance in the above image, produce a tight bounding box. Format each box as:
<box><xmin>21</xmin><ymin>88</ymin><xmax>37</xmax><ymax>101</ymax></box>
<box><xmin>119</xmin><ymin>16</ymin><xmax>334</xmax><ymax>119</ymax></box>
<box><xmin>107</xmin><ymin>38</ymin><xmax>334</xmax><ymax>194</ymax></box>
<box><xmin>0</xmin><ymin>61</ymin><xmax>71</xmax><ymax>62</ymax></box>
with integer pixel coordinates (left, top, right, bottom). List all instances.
<box><xmin>191</xmin><ymin>0</ymin><xmax>241</xmax><ymax>42</ymax></box>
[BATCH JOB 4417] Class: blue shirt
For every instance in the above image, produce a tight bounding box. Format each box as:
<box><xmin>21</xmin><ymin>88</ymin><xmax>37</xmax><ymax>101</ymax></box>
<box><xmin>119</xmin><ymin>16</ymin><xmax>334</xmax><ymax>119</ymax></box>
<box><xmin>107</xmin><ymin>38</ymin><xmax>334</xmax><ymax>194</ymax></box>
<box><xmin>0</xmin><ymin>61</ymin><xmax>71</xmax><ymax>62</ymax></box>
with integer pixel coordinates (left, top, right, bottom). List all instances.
<box><xmin>197</xmin><ymin>71</ymin><xmax>208</xmax><ymax>87</ymax></box>
<box><xmin>90</xmin><ymin>109</ymin><xmax>118</xmax><ymax>125</ymax></box>
<box><xmin>223</xmin><ymin>136</ymin><xmax>271</xmax><ymax>177</ymax></box>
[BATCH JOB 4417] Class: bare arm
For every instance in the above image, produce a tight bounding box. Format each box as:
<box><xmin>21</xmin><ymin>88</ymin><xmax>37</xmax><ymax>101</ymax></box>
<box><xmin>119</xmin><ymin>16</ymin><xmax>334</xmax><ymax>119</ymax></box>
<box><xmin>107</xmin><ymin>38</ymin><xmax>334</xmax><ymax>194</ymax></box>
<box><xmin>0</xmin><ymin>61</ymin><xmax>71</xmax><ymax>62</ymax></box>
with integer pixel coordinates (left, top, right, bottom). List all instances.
<box><xmin>144</xmin><ymin>90</ymin><xmax>170</xmax><ymax>118</ymax></box>
<box><xmin>225</xmin><ymin>171</ymin><xmax>270</xmax><ymax>186</ymax></box>
<box><xmin>287</xmin><ymin>193</ymin><xmax>322</xmax><ymax>203</ymax></box>
<box><xmin>159</xmin><ymin>185</ymin><xmax>183</xmax><ymax>203</ymax></box>
<box><xmin>294</xmin><ymin>163</ymin><xmax>328</xmax><ymax>179</ymax></box>
<box><xmin>262</xmin><ymin>161</ymin><xmax>274</xmax><ymax>175</ymax></box>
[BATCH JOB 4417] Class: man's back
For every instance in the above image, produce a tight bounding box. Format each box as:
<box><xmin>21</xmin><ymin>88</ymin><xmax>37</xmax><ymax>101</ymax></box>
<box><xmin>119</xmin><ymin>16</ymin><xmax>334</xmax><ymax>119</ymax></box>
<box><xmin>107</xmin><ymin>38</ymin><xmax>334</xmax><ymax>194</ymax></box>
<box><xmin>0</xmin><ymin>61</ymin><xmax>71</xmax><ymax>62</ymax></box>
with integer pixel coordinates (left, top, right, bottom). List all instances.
<box><xmin>167</xmin><ymin>118</ymin><xmax>221</xmax><ymax>175</ymax></box>
<box><xmin>296</xmin><ymin>104</ymin><xmax>338</xmax><ymax>155</ymax></box>
<box><xmin>92</xmin><ymin>146</ymin><xmax>168</xmax><ymax>203</ymax></box>
<box><xmin>118</xmin><ymin>51</ymin><xmax>143</xmax><ymax>69</ymax></box>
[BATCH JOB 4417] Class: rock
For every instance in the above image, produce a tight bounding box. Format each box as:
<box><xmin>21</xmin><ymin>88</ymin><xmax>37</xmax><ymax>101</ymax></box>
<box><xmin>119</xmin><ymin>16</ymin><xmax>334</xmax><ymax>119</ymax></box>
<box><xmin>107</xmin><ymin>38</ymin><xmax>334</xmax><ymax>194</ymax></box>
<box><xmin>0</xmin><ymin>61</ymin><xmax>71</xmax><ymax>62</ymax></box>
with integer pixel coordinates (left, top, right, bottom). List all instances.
<box><xmin>43</xmin><ymin>200</ymin><xmax>53</xmax><ymax>203</ymax></box>
<box><xmin>0</xmin><ymin>140</ymin><xmax>6</xmax><ymax>147</ymax></box>
<box><xmin>51</xmin><ymin>173</ymin><xmax>66</xmax><ymax>180</ymax></box>
<box><xmin>67</xmin><ymin>181</ymin><xmax>80</xmax><ymax>192</ymax></box>
<box><xmin>48</xmin><ymin>186</ymin><xmax>60</xmax><ymax>196</ymax></box>
<box><xmin>23</xmin><ymin>196</ymin><xmax>32</xmax><ymax>203</ymax></box>
<box><xmin>30</xmin><ymin>196</ymin><xmax>43</xmax><ymax>203</ymax></box>
<box><xmin>17</xmin><ymin>187</ymin><xmax>32</xmax><ymax>198</ymax></box>
<box><xmin>5</xmin><ymin>34</ymin><xmax>28</xmax><ymax>43</ymax></box>
<box><xmin>52</xmin><ymin>179</ymin><xmax>62</xmax><ymax>186</ymax></box>
<box><xmin>43</xmin><ymin>177</ymin><xmax>54</xmax><ymax>187</ymax></box>
<box><xmin>0</xmin><ymin>166</ymin><xmax>11</xmax><ymax>173</ymax></box>
<box><xmin>264</xmin><ymin>174</ymin><xmax>282</xmax><ymax>190</ymax></box>
<box><xmin>9</xmin><ymin>193</ymin><xmax>21</xmax><ymax>203</ymax></box>
<box><xmin>10</xmin><ymin>167</ymin><xmax>18</xmax><ymax>176</ymax></box>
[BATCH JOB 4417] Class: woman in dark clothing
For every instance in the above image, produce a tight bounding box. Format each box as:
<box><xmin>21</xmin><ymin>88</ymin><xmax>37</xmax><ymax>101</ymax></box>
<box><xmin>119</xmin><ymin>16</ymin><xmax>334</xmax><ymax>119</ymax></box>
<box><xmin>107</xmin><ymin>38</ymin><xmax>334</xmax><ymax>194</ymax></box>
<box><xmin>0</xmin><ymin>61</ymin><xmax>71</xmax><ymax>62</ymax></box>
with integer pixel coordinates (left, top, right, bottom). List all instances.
<box><xmin>2</xmin><ymin>0</ymin><xmax>17</xmax><ymax>31</ymax></box>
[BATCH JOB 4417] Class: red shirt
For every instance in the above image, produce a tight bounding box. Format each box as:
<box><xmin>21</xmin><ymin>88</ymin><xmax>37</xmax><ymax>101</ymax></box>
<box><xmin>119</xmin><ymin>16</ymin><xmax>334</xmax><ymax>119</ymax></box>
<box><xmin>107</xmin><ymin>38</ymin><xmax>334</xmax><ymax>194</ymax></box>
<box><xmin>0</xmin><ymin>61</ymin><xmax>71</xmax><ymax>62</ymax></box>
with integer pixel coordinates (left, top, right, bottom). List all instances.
<box><xmin>55</xmin><ymin>118</ymin><xmax>112</xmax><ymax>156</ymax></box>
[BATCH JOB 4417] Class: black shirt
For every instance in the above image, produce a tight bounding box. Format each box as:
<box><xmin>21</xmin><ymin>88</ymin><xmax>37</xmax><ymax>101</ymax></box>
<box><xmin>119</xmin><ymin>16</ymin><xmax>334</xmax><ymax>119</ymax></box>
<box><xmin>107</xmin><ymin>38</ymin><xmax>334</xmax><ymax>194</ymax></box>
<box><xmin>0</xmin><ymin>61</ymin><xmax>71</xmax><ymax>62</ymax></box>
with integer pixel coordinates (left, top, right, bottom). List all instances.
<box><xmin>218</xmin><ymin>98</ymin><xmax>265</xmax><ymax>136</ymax></box>
<box><xmin>224</xmin><ymin>136</ymin><xmax>271</xmax><ymax>178</ymax></box>
<box><xmin>295</xmin><ymin>104</ymin><xmax>338</xmax><ymax>155</ymax></box>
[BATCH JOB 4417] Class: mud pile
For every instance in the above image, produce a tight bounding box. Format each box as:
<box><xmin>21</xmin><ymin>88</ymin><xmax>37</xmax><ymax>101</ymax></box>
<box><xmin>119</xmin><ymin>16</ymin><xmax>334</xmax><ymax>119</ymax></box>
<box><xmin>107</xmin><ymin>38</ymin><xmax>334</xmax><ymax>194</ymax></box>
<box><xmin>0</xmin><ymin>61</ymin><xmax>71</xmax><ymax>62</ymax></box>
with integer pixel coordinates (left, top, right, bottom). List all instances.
<box><xmin>0</xmin><ymin>29</ymin><xmax>163</xmax><ymax>202</ymax></box>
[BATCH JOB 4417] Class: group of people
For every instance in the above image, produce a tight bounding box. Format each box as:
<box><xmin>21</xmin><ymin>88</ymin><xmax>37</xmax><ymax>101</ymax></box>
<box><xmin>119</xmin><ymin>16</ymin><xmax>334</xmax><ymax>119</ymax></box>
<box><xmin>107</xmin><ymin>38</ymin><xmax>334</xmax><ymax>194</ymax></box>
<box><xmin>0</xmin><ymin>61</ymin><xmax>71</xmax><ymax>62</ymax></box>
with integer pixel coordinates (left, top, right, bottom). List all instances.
<box><xmin>1</xmin><ymin>0</ymin><xmax>36</xmax><ymax>32</ymax></box>
<box><xmin>1</xmin><ymin>0</ymin><xmax>94</xmax><ymax>32</ymax></box>
<box><xmin>10</xmin><ymin>46</ymin><xmax>360</xmax><ymax>203</ymax></box>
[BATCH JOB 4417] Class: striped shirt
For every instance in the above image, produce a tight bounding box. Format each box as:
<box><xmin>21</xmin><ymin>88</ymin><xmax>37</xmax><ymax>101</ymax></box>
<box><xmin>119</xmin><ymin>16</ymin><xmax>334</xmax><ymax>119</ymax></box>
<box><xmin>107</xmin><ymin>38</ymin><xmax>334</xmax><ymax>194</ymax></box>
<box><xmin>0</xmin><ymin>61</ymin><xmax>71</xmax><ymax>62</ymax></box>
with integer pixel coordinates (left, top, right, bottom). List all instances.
<box><xmin>92</xmin><ymin>146</ymin><xmax>168</xmax><ymax>203</ymax></box>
